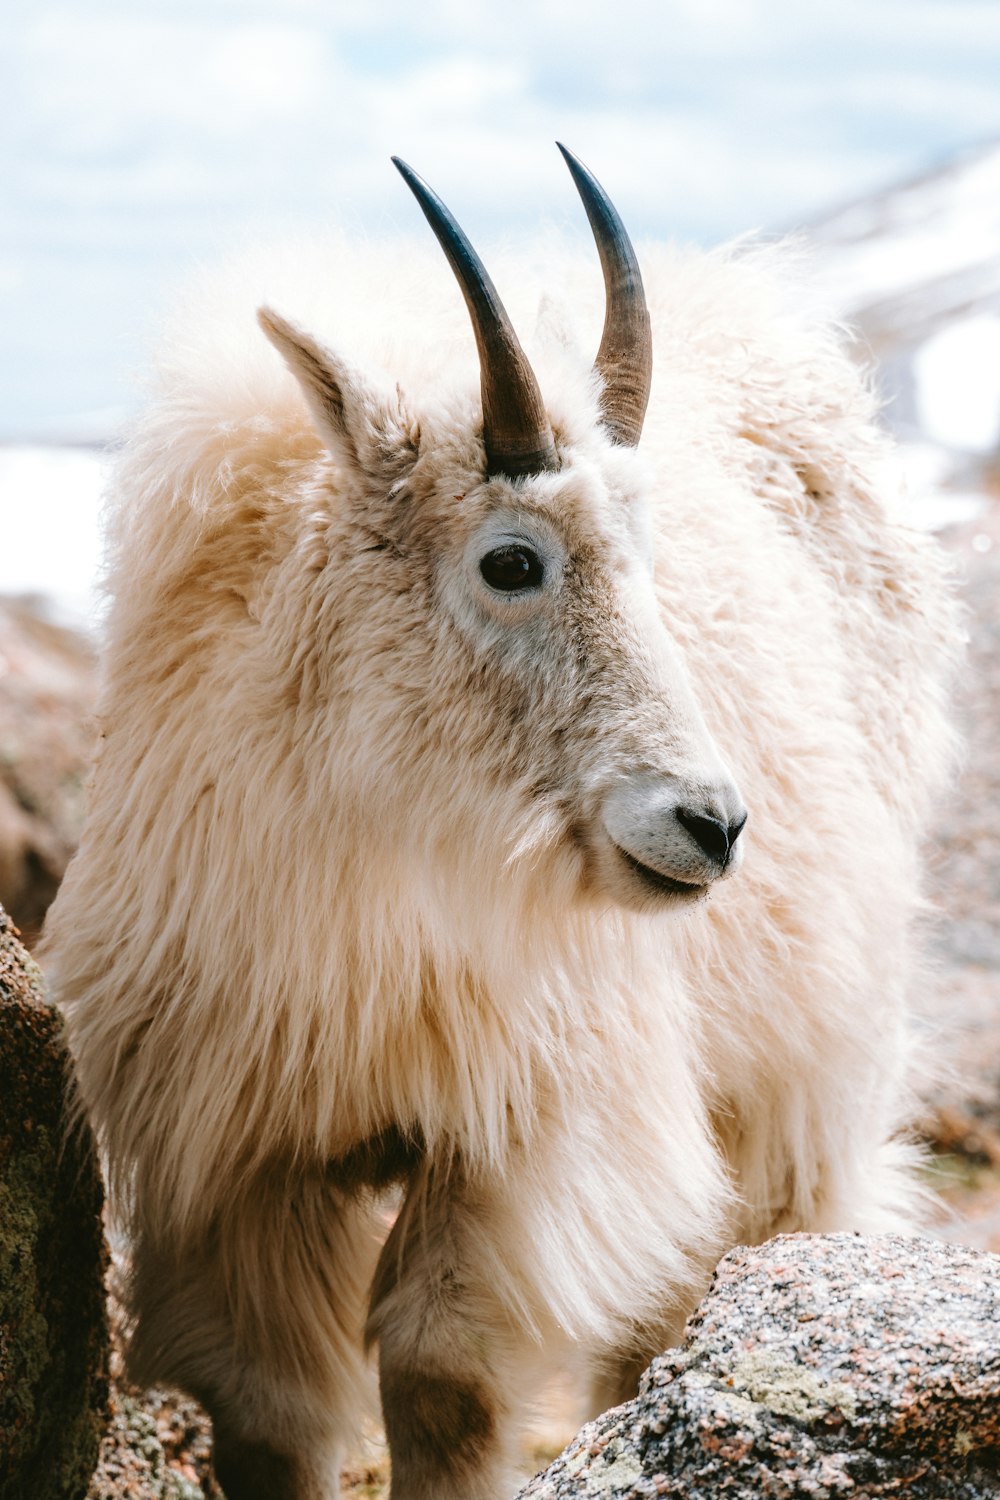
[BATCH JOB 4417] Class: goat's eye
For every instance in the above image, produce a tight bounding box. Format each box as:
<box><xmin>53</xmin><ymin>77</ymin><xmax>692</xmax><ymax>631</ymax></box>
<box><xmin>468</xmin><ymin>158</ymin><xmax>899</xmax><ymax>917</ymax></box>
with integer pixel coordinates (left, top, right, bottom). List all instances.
<box><xmin>479</xmin><ymin>546</ymin><xmax>544</xmax><ymax>592</ymax></box>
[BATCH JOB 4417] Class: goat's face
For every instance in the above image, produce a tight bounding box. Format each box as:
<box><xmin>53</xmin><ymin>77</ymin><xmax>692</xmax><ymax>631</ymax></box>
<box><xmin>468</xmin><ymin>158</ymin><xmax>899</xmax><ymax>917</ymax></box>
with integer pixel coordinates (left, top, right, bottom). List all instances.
<box><xmin>258</xmin><ymin>150</ymin><xmax>746</xmax><ymax>916</ymax></box>
<box><xmin>427</xmin><ymin>454</ymin><xmax>746</xmax><ymax>913</ymax></box>
<box><xmin>254</xmin><ymin>360</ymin><xmax>746</xmax><ymax>913</ymax></box>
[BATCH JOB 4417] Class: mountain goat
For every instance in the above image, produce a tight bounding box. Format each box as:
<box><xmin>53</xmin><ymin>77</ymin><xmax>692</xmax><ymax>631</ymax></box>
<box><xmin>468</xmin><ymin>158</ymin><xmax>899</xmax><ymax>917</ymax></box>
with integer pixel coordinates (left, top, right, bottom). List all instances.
<box><xmin>45</xmin><ymin>146</ymin><xmax>958</xmax><ymax>1500</ymax></box>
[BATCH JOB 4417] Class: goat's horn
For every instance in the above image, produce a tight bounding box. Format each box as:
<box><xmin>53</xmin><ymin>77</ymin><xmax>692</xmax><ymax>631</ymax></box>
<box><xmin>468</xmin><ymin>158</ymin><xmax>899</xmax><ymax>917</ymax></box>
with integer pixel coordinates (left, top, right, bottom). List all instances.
<box><xmin>557</xmin><ymin>143</ymin><xmax>652</xmax><ymax>448</ymax></box>
<box><xmin>392</xmin><ymin>157</ymin><xmax>558</xmax><ymax>479</ymax></box>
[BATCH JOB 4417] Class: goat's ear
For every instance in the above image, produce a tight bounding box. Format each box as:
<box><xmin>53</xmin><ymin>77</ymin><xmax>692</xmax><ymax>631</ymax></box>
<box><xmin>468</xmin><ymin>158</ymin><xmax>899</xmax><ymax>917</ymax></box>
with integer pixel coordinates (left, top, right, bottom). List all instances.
<box><xmin>257</xmin><ymin>307</ymin><xmax>418</xmax><ymax>478</ymax></box>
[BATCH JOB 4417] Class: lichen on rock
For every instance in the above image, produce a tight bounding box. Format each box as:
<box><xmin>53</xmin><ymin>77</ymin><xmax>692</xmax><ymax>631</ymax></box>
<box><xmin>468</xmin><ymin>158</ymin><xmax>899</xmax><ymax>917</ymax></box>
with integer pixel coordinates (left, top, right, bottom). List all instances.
<box><xmin>727</xmin><ymin>1346</ymin><xmax>858</xmax><ymax>1424</ymax></box>
<box><xmin>517</xmin><ymin>1233</ymin><xmax>1000</xmax><ymax>1499</ymax></box>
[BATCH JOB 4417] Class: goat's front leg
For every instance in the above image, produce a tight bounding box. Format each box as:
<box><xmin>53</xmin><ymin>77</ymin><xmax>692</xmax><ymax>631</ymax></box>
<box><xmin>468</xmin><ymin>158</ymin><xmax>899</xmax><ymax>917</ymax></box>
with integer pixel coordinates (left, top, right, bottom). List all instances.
<box><xmin>127</xmin><ymin>1164</ymin><xmax>381</xmax><ymax>1500</ymax></box>
<box><xmin>368</xmin><ymin>1160</ymin><xmax>542</xmax><ymax>1500</ymax></box>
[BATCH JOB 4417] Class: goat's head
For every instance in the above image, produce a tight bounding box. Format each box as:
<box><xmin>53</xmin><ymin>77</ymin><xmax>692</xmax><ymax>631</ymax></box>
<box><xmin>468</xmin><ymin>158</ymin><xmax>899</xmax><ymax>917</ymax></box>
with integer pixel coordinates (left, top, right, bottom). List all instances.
<box><xmin>258</xmin><ymin>147</ymin><xmax>746</xmax><ymax>916</ymax></box>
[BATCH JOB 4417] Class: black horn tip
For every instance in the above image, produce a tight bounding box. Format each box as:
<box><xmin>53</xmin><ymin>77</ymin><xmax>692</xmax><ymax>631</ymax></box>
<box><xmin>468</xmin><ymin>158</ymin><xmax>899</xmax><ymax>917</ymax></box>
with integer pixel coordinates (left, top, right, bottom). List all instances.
<box><xmin>556</xmin><ymin>143</ymin><xmax>628</xmax><ymax>253</ymax></box>
<box><xmin>556</xmin><ymin>142</ymin><xmax>592</xmax><ymax>201</ymax></box>
<box><xmin>390</xmin><ymin>155</ymin><xmax>485</xmax><ymax>290</ymax></box>
<box><xmin>390</xmin><ymin>155</ymin><xmax>418</xmax><ymax>187</ymax></box>
<box><xmin>555</xmin><ymin>142</ymin><xmax>596</xmax><ymax>193</ymax></box>
<box><xmin>556</xmin><ymin>142</ymin><xmax>652</xmax><ymax>450</ymax></box>
<box><xmin>389</xmin><ymin>153</ymin><xmax>558</xmax><ymax>480</ymax></box>
<box><xmin>555</xmin><ymin>141</ymin><xmax>582</xmax><ymax>173</ymax></box>
<box><xmin>392</xmin><ymin>157</ymin><xmax>445</xmax><ymax>225</ymax></box>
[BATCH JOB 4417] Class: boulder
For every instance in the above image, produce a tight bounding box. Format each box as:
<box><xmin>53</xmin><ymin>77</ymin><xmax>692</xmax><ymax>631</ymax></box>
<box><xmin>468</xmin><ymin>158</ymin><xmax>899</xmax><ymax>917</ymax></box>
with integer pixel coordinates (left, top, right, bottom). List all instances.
<box><xmin>0</xmin><ymin>904</ymin><xmax>109</xmax><ymax>1499</ymax></box>
<box><xmin>517</xmin><ymin>1233</ymin><xmax>1000</xmax><ymax>1499</ymax></box>
<box><xmin>0</xmin><ymin>597</ymin><xmax>97</xmax><ymax>946</ymax></box>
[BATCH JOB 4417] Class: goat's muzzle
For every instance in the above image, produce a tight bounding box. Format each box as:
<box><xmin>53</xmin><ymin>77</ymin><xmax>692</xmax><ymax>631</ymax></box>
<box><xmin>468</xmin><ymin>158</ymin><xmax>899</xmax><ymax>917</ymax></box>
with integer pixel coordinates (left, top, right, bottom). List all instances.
<box><xmin>597</xmin><ymin>773</ymin><xmax>748</xmax><ymax>909</ymax></box>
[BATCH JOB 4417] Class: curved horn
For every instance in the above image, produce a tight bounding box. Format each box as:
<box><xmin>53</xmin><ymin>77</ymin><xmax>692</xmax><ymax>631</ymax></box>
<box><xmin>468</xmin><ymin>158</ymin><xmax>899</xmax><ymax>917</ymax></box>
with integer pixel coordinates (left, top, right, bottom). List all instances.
<box><xmin>392</xmin><ymin>157</ymin><xmax>558</xmax><ymax>479</ymax></box>
<box><xmin>557</xmin><ymin>143</ymin><xmax>652</xmax><ymax>448</ymax></box>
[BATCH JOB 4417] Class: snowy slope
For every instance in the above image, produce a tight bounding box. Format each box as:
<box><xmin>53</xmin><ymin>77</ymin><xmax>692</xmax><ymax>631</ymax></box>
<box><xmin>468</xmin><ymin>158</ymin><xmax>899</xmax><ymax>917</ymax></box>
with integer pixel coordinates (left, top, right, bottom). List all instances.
<box><xmin>807</xmin><ymin>143</ymin><xmax>1000</xmax><ymax>460</ymax></box>
<box><xmin>808</xmin><ymin>144</ymin><xmax>1000</xmax><ymax>315</ymax></box>
<box><xmin>0</xmin><ymin>446</ymin><xmax>109</xmax><ymax>628</ymax></box>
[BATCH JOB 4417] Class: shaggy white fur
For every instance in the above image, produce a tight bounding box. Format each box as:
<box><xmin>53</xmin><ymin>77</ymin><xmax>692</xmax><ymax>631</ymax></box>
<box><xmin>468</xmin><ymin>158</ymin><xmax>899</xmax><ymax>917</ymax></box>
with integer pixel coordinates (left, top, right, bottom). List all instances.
<box><xmin>44</xmin><ymin>210</ymin><xmax>960</xmax><ymax>1500</ymax></box>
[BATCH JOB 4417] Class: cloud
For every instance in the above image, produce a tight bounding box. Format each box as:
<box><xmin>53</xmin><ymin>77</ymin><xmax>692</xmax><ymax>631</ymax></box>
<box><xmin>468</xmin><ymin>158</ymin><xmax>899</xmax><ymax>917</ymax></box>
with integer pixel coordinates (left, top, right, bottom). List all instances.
<box><xmin>9</xmin><ymin>2</ymin><xmax>1000</xmax><ymax>243</ymax></box>
<box><xmin>5</xmin><ymin>0</ymin><xmax>1000</xmax><ymax>434</ymax></box>
<box><xmin>14</xmin><ymin>13</ymin><xmax>334</xmax><ymax>151</ymax></box>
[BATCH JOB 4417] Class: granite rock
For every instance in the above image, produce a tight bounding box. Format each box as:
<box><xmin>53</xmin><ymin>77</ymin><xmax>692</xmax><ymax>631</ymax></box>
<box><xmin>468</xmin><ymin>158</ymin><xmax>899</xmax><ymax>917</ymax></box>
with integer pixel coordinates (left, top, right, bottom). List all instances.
<box><xmin>87</xmin><ymin>1386</ymin><xmax>215</xmax><ymax>1500</ymax></box>
<box><xmin>517</xmin><ymin>1233</ymin><xmax>1000</xmax><ymax>1499</ymax></box>
<box><xmin>0</xmin><ymin>904</ymin><xmax>109</xmax><ymax>1499</ymax></box>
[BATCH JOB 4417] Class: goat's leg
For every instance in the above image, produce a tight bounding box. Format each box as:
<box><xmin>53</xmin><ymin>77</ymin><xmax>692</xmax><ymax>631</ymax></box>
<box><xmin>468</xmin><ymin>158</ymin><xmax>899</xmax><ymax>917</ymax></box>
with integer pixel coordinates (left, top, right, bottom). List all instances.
<box><xmin>126</xmin><ymin>1165</ymin><xmax>382</xmax><ymax>1500</ymax></box>
<box><xmin>368</xmin><ymin>1161</ymin><xmax>544</xmax><ymax>1500</ymax></box>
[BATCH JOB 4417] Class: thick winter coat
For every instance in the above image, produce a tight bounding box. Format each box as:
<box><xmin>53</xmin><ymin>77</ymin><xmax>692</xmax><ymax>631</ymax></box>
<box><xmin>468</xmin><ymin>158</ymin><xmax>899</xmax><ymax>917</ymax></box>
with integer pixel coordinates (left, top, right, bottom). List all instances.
<box><xmin>44</xmin><ymin>151</ymin><xmax>959</xmax><ymax>1500</ymax></box>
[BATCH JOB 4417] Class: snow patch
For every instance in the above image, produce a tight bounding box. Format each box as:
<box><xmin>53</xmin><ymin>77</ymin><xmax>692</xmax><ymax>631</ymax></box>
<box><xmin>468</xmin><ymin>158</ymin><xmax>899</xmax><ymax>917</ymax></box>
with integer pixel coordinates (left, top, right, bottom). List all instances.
<box><xmin>0</xmin><ymin>446</ymin><xmax>110</xmax><ymax>630</ymax></box>
<box><xmin>914</xmin><ymin>314</ymin><xmax>1000</xmax><ymax>453</ymax></box>
<box><xmin>894</xmin><ymin>442</ymin><xmax>988</xmax><ymax>531</ymax></box>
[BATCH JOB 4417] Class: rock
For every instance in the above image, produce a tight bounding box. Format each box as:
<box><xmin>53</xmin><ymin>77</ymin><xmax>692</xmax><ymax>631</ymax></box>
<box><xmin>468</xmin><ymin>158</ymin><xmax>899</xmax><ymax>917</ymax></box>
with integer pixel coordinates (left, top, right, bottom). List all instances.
<box><xmin>517</xmin><ymin>1233</ymin><xmax>1000</xmax><ymax>1499</ymax></box>
<box><xmin>0</xmin><ymin>597</ymin><xmax>97</xmax><ymax>946</ymax></box>
<box><xmin>0</xmin><ymin>903</ymin><xmax>109</xmax><ymax>1499</ymax></box>
<box><xmin>87</xmin><ymin>1387</ymin><xmax>214</xmax><ymax>1500</ymax></box>
<box><xmin>0</xmin><ymin>898</ymin><xmax>211</xmax><ymax>1500</ymax></box>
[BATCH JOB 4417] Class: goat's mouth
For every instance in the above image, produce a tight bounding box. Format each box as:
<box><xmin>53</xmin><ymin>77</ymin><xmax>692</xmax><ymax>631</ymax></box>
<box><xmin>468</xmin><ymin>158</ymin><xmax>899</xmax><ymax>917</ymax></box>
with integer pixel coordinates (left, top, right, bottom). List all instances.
<box><xmin>612</xmin><ymin>844</ymin><xmax>707</xmax><ymax>900</ymax></box>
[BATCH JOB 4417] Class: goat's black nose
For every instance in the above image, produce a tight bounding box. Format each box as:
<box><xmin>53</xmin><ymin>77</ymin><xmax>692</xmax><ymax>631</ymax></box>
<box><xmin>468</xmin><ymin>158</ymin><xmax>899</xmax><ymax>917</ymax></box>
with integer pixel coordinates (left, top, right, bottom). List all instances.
<box><xmin>677</xmin><ymin>808</ymin><xmax>747</xmax><ymax>864</ymax></box>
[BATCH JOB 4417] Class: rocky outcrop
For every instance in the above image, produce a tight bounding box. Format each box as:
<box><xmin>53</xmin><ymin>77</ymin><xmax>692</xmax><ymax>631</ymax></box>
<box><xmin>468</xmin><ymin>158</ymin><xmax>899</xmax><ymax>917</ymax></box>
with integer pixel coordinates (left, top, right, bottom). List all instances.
<box><xmin>0</xmin><ymin>904</ymin><xmax>109</xmax><ymax>1499</ymax></box>
<box><xmin>0</xmin><ymin>899</ymin><xmax>215</xmax><ymax>1499</ymax></box>
<box><xmin>517</xmin><ymin>1233</ymin><xmax>1000</xmax><ymax>1499</ymax></box>
<box><xmin>0</xmin><ymin>597</ymin><xmax>97</xmax><ymax>946</ymax></box>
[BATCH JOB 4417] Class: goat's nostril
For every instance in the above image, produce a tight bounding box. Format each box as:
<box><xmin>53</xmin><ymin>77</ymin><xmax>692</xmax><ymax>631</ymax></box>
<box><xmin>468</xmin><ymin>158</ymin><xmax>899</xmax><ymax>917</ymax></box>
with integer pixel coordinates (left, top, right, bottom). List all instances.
<box><xmin>676</xmin><ymin>809</ymin><xmax>731</xmax><ymax>863</ymax></box>
<box><xmin>728</xmin><ymin>811</ymin><xmax>748</xmax><ymax>848</ymax></box>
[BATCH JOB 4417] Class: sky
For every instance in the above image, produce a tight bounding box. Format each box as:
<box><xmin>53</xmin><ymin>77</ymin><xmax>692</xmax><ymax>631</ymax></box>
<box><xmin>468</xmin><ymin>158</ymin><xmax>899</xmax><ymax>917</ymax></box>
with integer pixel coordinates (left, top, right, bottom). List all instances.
<box><xmin>5</xmin><ymin>0</ymin><xmax>1000</xmax><ymax>439</ymax></box>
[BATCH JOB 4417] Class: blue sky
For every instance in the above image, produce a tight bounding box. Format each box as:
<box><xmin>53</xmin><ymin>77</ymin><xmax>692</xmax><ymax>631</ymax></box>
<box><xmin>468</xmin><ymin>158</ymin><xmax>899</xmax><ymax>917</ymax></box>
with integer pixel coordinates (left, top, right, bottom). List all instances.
<box><xmin>5</xmin><ymin>0</ymin><xmax>1000</xmax><ymax>438</ymax></box>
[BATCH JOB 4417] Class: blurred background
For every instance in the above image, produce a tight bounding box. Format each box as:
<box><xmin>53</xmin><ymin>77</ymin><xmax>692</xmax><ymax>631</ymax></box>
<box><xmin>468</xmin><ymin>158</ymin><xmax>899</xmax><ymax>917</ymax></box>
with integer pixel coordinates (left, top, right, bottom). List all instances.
<box><xmin>2</xmin><ymin>0</ymin><xmax>999</xmax><ymax>1245</ymax></box>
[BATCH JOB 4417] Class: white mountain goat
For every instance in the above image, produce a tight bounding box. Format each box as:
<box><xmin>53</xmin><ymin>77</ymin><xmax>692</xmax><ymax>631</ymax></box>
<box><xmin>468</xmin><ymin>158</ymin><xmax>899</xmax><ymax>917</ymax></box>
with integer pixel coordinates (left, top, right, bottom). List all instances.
<box><xmin>45</xmin><ymin>146</ymin><xmax>959</xmax><ymax>1499</ymax></box>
